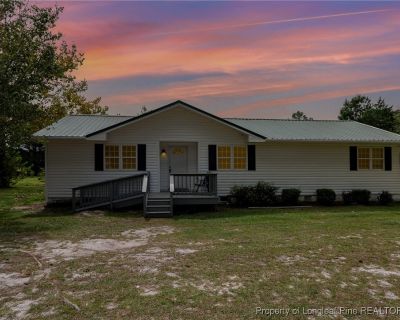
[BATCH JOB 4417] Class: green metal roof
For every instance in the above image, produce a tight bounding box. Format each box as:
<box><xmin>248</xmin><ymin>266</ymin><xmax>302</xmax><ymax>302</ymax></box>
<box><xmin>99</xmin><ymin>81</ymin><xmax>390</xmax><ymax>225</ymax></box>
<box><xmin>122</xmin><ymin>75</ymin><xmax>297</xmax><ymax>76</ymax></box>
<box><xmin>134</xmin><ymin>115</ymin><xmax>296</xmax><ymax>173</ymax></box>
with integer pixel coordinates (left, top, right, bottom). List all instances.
<box><xmin>33</xmin><ymin>100</ymin><xmax>400</xmax><ymax>143</ymax></box>
<box><xmin>226</xmin><ymin>118</ymin><xmax>400</xmax><ymax>142</ymax></box>
<box><xmin>33</xmin><ymin>115</ymin><xmax>132</xmax><ymax>138</ymax></box>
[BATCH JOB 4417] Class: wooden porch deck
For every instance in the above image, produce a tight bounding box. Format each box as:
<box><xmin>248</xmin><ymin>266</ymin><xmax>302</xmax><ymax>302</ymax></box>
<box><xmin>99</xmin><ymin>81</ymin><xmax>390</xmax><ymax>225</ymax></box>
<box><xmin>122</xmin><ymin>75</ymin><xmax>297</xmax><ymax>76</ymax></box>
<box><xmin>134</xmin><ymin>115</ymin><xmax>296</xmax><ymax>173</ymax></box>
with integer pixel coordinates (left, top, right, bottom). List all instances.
<box><xmin>72</xmin><ymin>173</ymin><xmax>219</xmax><ymax>217</ymax></box>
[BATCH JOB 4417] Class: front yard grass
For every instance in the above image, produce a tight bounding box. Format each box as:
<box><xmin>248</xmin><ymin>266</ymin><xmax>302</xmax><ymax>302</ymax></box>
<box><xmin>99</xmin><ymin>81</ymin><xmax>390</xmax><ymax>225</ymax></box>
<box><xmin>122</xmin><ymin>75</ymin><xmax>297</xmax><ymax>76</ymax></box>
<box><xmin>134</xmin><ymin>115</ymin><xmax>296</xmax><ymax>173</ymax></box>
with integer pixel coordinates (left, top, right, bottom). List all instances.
<box><xmin>1</xmin><ymin>178</ymin><xmax>400</xmax><ymax>319</ymax></box>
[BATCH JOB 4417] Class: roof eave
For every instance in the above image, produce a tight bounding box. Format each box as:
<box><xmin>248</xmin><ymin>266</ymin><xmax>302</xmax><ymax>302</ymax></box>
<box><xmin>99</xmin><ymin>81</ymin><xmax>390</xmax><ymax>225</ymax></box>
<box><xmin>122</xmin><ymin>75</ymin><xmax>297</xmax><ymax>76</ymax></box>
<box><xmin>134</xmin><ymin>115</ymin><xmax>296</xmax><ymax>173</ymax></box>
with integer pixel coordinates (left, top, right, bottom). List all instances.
<box><xmin>262</xmin><ymin>138</ymin><xmax>400</xmax><ymax>143</ymax></box>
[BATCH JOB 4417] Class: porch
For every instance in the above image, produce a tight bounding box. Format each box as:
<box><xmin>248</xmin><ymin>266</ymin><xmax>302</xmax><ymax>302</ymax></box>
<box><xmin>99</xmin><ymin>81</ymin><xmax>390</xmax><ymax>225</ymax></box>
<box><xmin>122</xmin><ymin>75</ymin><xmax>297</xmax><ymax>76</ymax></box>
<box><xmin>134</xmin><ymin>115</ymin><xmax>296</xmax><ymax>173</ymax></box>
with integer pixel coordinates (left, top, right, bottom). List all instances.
<box><xmin>170</xmin><ymin>173</ymin><xmax>219</xmax><ymax>206</ymax></box>
<box><xmin>72</xmin><ymin>173</ymin><xmax>219</xmax><ymax>216</ymax></box>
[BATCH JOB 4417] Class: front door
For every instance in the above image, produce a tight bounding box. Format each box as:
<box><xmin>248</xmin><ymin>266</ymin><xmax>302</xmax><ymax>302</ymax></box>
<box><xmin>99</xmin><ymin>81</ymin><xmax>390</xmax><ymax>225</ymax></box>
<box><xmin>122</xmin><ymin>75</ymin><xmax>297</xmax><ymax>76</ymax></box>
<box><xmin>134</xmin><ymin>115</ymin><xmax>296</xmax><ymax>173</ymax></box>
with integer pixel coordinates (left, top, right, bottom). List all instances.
<box><xmin>168</xmin><ymin>145</ymin><xmax>188</xmax><ymax>174</ymax></box>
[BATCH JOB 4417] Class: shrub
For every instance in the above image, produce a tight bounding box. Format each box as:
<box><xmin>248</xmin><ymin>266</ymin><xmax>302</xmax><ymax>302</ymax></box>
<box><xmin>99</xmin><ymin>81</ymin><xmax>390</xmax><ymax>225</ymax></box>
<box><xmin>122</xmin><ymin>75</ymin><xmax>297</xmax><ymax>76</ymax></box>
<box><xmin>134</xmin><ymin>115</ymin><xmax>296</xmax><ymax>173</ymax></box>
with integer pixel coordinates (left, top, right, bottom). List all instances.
<box><xmin>250</xmin><ymin>182</ymin><xmax>279</xmax><ymax>206</ymax></box>
<box><xmin>351</xmin><ymin>189</ymin><xmax>371</xmax><ymax>205</ymax></box>
<box><xmin>342</xmin><ymin>191</ymin><xmax>353</xmax><ymax>205</ymax></box>
<box><xmin>281</xmin><ymin>188</ymin><xmax>301</xmax><ymax>205</ymax></box>
<box><xmin>229</xmin><ymin>185</ymin><xmax>253</xmax><ymax>207</ymax></box>
<box><xmin>316</xmin><ymin>189</ymin><xmax>336</xmax><ymax>206</ymax></box>
<box><xmin>229</xmin><ymin>182</ymin><xmax>279</xmax><ymax>207</ymax></box>
<box><xmin>377</xmin><ymin>191</ymin><xmax>393</xmax><ymax>205</ymax></box>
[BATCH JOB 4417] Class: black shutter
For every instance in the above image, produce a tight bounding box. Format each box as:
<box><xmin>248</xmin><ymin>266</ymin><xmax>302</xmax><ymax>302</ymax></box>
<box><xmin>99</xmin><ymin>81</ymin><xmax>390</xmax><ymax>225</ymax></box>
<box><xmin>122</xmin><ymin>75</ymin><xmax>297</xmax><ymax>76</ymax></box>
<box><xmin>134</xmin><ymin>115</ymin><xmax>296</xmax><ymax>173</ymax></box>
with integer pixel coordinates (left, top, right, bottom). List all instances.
<box><xmin>350</xmin><ymin>146</ymin><xmax>357</xmax><ymax>171</ymax></box>
<box><xmin>138</xmin><ymin>144</ymin><xmax>146</xmax><ymax>171</ymax></box>
<box><xmin>248</xmin><ymin>145</ymin><xmax>256</xmax><ymax>170</ymax></box>
<box><xmin>208</xmin><ymin>145</ymin><xmax>217</xmax><ymax>171</ymax></box>
<box><xmin>94</xmin><ymin>144</ymin><xmax>104</xmax><ymax>171</ymax></box>
<box><xmin>385</xmin><ymin>147</ymin><xmax>392</xmax><ymax>171</ymax></box>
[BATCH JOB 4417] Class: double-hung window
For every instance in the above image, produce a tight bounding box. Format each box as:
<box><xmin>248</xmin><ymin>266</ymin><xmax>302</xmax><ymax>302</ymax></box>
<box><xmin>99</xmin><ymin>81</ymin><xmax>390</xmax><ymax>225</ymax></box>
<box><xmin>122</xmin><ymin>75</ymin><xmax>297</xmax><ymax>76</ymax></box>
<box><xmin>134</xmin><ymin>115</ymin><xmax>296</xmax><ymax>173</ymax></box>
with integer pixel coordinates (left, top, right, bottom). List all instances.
<box><xmin>105</xmin><ymin>145</ymin><xmax>119</xmax><ymax>169</ymax></box>
<box><xmin>105</xmin><ymin>145</ymin><xmax>137</xmax><ymax>170</ymax></box>
<box><xmin>358</xmin><ymin>147</ymin><xmax>384</xmax><ymax>170</ymax></box>
<box><xmin>122</xmin><ymin>145</ymin><xmax>136</xmax><ymax>169</ymax></box>
<box><xmin>217</xmin><ymin>145</ymin><xmax>247</xmax><ymax>170</ymax></box>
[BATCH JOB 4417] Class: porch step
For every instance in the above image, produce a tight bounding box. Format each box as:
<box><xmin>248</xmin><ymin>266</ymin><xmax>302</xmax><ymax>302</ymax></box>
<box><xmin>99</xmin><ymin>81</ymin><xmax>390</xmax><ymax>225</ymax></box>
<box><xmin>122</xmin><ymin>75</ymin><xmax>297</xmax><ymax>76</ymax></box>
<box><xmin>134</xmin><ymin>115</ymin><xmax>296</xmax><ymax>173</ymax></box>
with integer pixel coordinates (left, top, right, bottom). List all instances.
<box><xmin>145</xmin><ymin>211</ymin><xmax>173</xmax><ymax>218</ymax></box>
<box><xmin>145</xmin><ymin>194</ymin><xmax>173</xmax><ymax>218</ymax></box>
<box><xmin>147</xmin><ymin>200</ymin><xmax>170</xmax><ymax>206</ymax></box>
<box><xmin>146</xmin><ymin>205</ymin><xmax>171</xmax><ymax>212</ymax></box>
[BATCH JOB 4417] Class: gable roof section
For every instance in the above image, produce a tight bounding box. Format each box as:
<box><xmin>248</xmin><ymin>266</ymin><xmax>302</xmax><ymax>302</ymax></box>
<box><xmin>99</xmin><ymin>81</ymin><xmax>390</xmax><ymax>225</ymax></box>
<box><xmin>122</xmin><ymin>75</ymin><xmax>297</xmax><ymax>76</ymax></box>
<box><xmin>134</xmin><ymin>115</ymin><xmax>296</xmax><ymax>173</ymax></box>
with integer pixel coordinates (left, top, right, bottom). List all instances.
<box><xmin>226</xmin><ymin>118</ymin><xmax>400</xmax><ymax>142</ymax></box>
<box><xmin>85</xmin><ymin>100</ymin><xmax>266</xmax><ymax>139</ymax></box>
<box><xmin>34</xmin><ymin>100</ymin><xmax>400</xmax><ymax>143</ymax></box>
<box><xmin>33</xmin><ymin>115</ymin><xmax>132</xmax><ymax>138</ymax></box>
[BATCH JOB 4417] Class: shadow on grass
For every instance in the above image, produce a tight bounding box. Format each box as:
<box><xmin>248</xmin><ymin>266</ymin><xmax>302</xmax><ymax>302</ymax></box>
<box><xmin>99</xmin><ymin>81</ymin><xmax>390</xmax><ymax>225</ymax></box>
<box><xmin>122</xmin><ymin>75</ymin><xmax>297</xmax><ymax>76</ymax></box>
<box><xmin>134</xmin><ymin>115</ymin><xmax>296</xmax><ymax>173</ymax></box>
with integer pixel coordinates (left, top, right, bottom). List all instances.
<box><xmin>172</xmin><ymin>204</ymin><xmax>400</xmax><ymax>221</ymax></box>
<box><xmin>23</xmin><ymin>207</ymin><xmax>74</xmax><ymax>218</ymax></box>
<box><xmin>0</xmin><ymin>211</ymin><xmax>68</xmax><ymax>242</ymax></box>
<box><xmin>172</xmin><ymin>206</ymin><xmax>299</xmax><ymax>220</ymax></box>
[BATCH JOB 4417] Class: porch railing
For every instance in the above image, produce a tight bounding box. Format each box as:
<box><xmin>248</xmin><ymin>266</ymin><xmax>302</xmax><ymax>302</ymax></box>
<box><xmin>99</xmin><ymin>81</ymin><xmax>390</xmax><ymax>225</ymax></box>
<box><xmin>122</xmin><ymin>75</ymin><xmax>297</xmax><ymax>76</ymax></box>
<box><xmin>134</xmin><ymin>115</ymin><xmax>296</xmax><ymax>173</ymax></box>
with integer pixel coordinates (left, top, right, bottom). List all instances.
<box><xmin>72</xmin><ymin>173</ymin><xmax>149</xmax><ymax>211</ymax></box>
<box><xmin>170</xmin><ymin>173</ymin><xmax>217</xmax><ymax>195</ymax></box>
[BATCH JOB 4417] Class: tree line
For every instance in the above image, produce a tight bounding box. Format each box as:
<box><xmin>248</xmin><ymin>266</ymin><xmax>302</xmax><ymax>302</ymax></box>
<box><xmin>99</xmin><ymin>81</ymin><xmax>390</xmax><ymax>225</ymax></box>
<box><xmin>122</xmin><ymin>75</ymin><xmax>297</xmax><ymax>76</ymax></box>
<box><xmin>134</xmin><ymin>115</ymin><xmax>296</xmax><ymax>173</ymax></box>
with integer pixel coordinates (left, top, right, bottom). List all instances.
<box><xmin>1</xmin><ymin>0</ymin><xmax>108</xmax><ymax>187</ymax></box>
<box><xmin>292</xmin><ymin>95</ymin><xmax>400</xmax><ymax>134</ymax></box>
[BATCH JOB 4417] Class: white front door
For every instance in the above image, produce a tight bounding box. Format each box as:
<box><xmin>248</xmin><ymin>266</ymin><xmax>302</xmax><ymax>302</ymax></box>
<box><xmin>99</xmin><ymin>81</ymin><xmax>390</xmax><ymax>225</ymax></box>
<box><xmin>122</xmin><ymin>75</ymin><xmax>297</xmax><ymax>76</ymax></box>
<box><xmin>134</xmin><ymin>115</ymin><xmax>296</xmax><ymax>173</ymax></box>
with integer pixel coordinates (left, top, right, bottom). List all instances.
<box><xmin>168</xmin><ymin>145</ymin><xmax>188</xmax><ymax>174</ymax></box>
<box><xmin>160</xmin><ymin>143</ymin><xmax>197</xmax><ymax>192</ymax></box>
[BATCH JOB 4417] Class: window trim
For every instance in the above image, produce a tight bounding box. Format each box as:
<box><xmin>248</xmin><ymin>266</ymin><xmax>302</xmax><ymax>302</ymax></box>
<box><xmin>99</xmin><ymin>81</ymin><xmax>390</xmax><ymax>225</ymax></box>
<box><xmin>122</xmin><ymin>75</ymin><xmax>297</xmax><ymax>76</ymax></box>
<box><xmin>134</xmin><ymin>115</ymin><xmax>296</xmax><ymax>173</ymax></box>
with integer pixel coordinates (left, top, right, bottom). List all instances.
<box><xmin>104</xmin><ymin>144</ymin><xmax>138</xmax><ymax>171</ymax></box>
<box><xmin>217</xmin><ymin>144</ymin><xmax>248</xmax><ymax>171</ymax></box>
<box><xmin>357</xmin><ymin>146</ymin><xmax>384</xmax><ymax>171</ymax></box>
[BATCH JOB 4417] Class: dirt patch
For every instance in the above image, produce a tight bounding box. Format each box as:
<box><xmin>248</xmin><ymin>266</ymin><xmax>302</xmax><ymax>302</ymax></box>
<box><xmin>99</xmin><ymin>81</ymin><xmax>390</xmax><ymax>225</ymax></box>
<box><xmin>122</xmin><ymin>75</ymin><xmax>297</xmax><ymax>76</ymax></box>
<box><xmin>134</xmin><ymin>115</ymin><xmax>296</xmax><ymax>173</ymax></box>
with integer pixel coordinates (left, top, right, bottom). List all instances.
<box><xmin>321</xmin><ymin>289</ymin><xmax>332</xmax><ymax>298</ymax></box>
<box><xmin>385</xmin><ymin>291</ymin><xmax>399</xmax><ymax>300</ymax></box>
<box><xmin>276</xmin><ymin>255</ymin><xmax>307</xmax><ymax>265</ymax></box>
<box><xmin>377</xmin><ymin>279</ymin><xmax>392</xmax><ymax>288</ymax></box>
<box><xmin>355</xmin><ymin>265</ymin><xmax>400</xmax><ymax>277</ymax></box>
<box><xmin>2</xmin><ymin>294</ymin><xmax>42</xmax><ymax>320</ymax></box>
<box><xmin>34</xmin><ymin>226</ymin><xmax>174</xmax><ymax>263</ymax></box>
<box><xmin>189</xmin><ymin>278</ymin><xmax>244</xmax><ymax>296</ymax></box>
<box><xmin>0</xmin><ymin>272</ymin><xmax>30</xmax><ymax>289</ymax></box>
<box><xmin>106</xmin><ymin>302</ymin><xmax>118</xmax><ymax>310</ymax></box>
<box><xmin>166</xmin><ymin>272</ymin><xmax>179</xmax><ymax>278</ymax></box>
<box><xmin>78</xmin><ymin>210</ymin><xmax>106</xmax><ymax>216</ymax></box>
<box><xmin>176</xmin><ymin>248</ymin><xmax>198</xmax><ymax>255</ymax></box>
<box><xmin>136</xmin><ymin>284</ymin><xmax>160</xmax><ymax>296</ymax></box>
<box><xmin>12</xmin><ymin>203</ymin><xmax>44</xmax><ymax>213</ymax></box>
<box><xmin>166</xmin><ymin>273</ymin><xmax>244</xmax><ymax>296</ymax></box>
<box><xmin>321</xmin><ymin>270</ymin><xmax>331</xmax><ymax>279</ymax></box>
<box><xmin>337</xmin><ymin>234</ymin><xmax>363</xmax><ymax>239</ymax></box>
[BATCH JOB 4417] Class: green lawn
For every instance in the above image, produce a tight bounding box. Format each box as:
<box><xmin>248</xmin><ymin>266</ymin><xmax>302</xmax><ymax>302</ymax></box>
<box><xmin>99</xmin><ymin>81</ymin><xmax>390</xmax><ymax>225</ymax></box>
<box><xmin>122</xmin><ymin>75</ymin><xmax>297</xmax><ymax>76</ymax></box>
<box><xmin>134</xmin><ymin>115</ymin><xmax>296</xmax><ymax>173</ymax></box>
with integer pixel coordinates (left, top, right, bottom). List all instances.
<box><xmin>1</xmin><ymin>178</ymin><xmax>400</xmax><ymax>319</ymax></box>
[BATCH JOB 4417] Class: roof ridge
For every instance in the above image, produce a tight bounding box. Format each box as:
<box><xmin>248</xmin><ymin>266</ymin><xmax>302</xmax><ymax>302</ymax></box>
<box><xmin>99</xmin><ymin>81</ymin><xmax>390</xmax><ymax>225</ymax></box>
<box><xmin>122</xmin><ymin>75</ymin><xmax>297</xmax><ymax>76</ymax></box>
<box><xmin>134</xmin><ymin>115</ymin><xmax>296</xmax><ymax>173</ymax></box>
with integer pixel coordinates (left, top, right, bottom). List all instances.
<box><xmin>224</xmin><ymin>118</ymin><xmax>352</xmax><ymax>122</ymax></box>
<box><xmin>69</xmin><ymin>114</ymin><xmax>132</xmax><ymax>117</ymax></box>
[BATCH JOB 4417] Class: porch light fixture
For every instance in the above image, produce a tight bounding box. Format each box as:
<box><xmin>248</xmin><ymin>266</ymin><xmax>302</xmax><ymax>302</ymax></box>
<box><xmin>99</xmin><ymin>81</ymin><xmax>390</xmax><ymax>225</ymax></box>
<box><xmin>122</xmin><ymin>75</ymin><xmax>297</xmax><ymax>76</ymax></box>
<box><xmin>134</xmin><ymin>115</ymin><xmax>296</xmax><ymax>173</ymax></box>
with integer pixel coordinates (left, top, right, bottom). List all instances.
<box><xmin>161</xmin><ymin>148</ymin><xmax>167</xmax><ymax>158</ymax></box>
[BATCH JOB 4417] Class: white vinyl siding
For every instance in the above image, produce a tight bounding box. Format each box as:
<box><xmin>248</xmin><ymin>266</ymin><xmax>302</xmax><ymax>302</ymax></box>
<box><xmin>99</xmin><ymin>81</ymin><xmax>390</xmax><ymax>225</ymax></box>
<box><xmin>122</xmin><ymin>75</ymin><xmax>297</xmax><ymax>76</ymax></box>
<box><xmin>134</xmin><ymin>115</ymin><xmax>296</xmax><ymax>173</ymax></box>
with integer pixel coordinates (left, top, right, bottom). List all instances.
<box><xmin>44</xmin><ymin>103</ymin><xmax>400</xmax><ymax>201</ymax></box>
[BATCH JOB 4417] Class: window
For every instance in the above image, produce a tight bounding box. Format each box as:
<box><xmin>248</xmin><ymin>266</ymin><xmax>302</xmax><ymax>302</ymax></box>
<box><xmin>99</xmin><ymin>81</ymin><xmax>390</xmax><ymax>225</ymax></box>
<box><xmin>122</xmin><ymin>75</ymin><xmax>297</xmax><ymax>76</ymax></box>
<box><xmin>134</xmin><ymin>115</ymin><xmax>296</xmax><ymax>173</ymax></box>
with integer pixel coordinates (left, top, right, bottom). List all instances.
<box><xmin>217</xmin><ymin>145</ymin><xmax>247</xmax><ymax>170</ymax></box>
<box><xmin>105</xmin><ymin>145</ymin><xmax>137</xmax><ymax>170</ymax></box>
<box><xmin>218</xmin><ymin>145</ymin><xmax>231</xmax><ymax>170</ymax></box>
<box><xmin>358</xmin><ymin>147</ymin><xmax>384</xmax><ymax>170</ymax></box>
<box><xmin>122</xmin><ymin>145</ymin><xmax>136</xmax><ymax>169</ymax></box>
<box><xmin>234</xmin><ymin>145</ymin><xmax>247</xmax><ymax>169</ymax></box>
<box><xmin>372</xmin><ymin>148</ymin><xmax>384</xmax><ymax>169</ymax></box>
<box><xmin>105</xmin><ymin>145</ymin><xmax>119</xmax><ymax>169</ymax></box>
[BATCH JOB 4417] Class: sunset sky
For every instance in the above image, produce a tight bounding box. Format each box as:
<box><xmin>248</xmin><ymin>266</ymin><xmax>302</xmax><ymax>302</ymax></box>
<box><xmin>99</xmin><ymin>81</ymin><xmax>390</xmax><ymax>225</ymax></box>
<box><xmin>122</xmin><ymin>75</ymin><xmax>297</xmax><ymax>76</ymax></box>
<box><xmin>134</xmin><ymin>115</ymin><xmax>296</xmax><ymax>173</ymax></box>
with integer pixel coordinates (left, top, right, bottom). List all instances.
<box><xmin>37</xmin><ymin>1</ymin><xmax>400</xmax><ymax>118</ymax></box>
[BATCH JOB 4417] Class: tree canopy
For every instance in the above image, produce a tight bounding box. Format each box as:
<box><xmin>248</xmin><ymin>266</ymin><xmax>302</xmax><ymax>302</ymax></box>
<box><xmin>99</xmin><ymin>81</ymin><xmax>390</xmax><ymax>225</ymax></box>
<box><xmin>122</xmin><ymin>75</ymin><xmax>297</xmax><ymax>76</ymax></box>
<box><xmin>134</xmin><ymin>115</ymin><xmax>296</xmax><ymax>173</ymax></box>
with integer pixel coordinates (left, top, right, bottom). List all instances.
<box><xmin>0</xmin><ymin>0</ymin><xmax>108</xmax><ymax>187</ymax></box>
<box><xmin>338</xmin><ymin>95</ymin><xmax>395</xmax><ymax>132</ymax></box>
<box><xmin>291</xmin><ymin>110</ymin><xmax>313</xmax><ymax>120</ymax></box>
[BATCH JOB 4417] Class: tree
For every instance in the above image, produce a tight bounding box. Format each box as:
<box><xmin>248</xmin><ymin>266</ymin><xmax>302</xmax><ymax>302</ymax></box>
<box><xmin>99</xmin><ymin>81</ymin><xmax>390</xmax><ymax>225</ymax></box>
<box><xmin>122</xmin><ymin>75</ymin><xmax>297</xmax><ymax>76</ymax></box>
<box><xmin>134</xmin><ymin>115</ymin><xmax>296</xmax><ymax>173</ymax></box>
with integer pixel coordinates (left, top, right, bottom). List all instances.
<box><xmin>0</xmin><ymin>0</ymin><xmax>108</xmax><ymax>187</ymax></box>
<box><xmin>394</xmin><ymin>111</ymin><xmax>400</xmax><ymax>134</ymax></box>
<box><xmin>338</xmin><ymin>95</ymin><xmax>395</xmax><ymax>132</ymax></box>
<box><xmin>291</xmin><ymin>110</ymin><xmax>313</xmax><ymax>120</ymax></box>
<box><xmin>138</xmin><ymin>106</ymin><xmax>148</xmax><ymax>115</ymax></box>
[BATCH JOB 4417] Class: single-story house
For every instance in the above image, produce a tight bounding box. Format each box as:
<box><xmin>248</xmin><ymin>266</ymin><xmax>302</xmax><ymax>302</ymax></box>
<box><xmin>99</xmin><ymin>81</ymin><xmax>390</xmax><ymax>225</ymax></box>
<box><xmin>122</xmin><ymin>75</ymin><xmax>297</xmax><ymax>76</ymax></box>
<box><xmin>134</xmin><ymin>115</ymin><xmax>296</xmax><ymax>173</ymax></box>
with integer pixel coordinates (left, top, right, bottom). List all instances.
<box><xmin>34</xmin><ymin>100</ymin><xmax>400</xmax><ymax>216</ymax></box>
